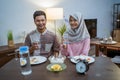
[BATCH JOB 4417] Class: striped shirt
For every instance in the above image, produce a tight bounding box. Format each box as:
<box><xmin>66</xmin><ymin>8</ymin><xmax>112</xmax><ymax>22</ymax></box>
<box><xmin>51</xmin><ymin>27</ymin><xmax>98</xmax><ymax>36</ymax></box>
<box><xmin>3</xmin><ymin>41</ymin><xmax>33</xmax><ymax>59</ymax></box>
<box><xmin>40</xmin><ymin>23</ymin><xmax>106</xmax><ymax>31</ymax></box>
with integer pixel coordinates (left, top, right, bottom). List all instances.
<box><xmin>25</xmin><ymin>29</ymin><xmax>60</xmax><ymax>57</ymax></box>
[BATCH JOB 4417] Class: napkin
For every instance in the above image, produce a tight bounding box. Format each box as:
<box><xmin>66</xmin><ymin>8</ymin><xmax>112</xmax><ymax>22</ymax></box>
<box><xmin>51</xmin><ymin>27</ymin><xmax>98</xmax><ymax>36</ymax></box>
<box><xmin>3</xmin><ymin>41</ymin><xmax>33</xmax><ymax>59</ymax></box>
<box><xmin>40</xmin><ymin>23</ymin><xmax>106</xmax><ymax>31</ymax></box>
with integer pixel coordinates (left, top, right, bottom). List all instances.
<box><xmin>111</xmin><ymin>56</ymin><xmax>120</xmax><ymax>63</ymax></box>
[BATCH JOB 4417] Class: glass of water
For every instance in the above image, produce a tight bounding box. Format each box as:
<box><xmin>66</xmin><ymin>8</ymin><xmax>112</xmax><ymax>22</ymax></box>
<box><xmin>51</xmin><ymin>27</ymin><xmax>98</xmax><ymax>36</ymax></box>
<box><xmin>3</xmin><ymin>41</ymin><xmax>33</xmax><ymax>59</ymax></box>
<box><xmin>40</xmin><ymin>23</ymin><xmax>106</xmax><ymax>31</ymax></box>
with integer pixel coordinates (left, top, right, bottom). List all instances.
<box><xmin>32</xmin><ymin>41</ymin><xmax>41</xmax><ymax>56</ymax></box>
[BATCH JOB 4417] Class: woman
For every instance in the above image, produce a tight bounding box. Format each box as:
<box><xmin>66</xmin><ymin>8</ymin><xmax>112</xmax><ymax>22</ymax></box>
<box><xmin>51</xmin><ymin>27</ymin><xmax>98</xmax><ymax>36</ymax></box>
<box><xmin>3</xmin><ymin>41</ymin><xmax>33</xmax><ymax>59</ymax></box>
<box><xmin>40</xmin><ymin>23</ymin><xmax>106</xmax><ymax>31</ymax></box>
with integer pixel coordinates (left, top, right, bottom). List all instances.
<box><xmin>61</xmin><ymin>12</ymin><xmax>90</xmax><ymax>57</ymax></box>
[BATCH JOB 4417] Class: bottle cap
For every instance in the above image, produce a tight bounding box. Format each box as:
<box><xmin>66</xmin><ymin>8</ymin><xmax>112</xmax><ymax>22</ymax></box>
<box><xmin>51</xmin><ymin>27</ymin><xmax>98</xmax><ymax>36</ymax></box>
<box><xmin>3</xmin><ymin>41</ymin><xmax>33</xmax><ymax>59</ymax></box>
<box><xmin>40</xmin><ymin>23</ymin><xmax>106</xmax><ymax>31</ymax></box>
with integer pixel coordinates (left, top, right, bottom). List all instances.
<box><xmin>19</xmin><ymin>46</ymin><xmax>29</xmax><ymax>53</ymax></box>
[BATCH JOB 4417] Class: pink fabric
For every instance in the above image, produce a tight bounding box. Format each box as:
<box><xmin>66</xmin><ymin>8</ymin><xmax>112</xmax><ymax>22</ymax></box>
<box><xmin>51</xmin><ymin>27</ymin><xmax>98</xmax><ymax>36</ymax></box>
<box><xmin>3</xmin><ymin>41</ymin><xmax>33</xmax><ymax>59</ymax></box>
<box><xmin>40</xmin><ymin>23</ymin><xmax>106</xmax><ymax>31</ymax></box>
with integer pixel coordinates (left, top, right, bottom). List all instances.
<box><xmin>61</xmin><ymin>38</ymin><xmax>90</xmax><ymax>57</ymax></box>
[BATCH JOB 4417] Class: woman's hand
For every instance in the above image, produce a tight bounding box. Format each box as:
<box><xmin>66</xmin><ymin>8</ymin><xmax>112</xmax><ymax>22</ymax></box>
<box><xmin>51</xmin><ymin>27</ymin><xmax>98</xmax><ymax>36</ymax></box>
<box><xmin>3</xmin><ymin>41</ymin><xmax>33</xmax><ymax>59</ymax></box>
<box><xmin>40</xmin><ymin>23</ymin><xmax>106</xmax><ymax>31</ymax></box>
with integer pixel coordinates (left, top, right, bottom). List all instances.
<box><xmin>54</xmin><ymin>52</ymin><xmax>59</xmax><ymax>57</ymax></box>
<box><xmin>62</xmin><ymin>38</ymin><xmax>68</xmax><ymax>49</ymax></box>
<box><xmin>63</xmin><ymin>43</ymin><xmax>67</xmax><ymax>49</ymax></box>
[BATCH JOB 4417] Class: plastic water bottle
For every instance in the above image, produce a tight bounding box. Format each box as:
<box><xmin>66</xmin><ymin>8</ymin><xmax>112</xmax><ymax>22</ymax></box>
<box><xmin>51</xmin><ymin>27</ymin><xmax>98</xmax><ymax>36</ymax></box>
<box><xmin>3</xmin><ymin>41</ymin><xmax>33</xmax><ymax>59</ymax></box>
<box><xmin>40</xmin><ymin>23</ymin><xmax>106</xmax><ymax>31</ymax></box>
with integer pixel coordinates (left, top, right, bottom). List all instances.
<box><xmin>19</xmin><ymin>46</ymin><xmax>32</xmax><ymax>75</ymax></box>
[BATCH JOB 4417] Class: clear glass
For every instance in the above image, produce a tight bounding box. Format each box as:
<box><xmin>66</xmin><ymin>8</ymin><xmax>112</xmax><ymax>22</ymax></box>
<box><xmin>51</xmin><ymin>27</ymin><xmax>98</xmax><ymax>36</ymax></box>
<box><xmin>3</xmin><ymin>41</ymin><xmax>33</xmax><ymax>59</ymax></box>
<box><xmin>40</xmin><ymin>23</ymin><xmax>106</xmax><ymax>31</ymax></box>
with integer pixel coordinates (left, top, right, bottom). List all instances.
<box><xmin>63</xmin><ymin>33</ymin><xmax>69</xmax><ymax>45</ymax></box>
<box><xmin>30</xmin><ymin>34</ymin><xmax>41</xmax><ymax>56</ymax></box>
<box><xmin>49</xmin><ymin>51</ymin><xmax>66</xmax><ymax>64</ymax></box>
<box><xmin>33</xmin><ymin>41</ymin><xmax>41</xmax><ymax>56</ymax></box>
<box><xmin>15</xmin><ymin>49</ymin><xmax>19</xmax><ymax>60</ymax></box>
<box><xmin>19</xmin><ymin>46</ymin><xmax>32</xmax><ymax>75</ymax></box>
<box><xmin>20</xmin><ymin>53</ymin><xmax>32</xmax><ymax>75</ymax></box>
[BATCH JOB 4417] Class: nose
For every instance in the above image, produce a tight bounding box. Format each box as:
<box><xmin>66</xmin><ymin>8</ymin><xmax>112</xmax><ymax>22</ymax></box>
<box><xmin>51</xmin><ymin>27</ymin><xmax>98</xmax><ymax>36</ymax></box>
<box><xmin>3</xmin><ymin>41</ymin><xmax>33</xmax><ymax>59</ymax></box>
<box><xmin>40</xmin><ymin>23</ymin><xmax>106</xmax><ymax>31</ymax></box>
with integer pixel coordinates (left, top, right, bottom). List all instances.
<box><xmin>39</xmin><ymin>21</ymin><xmax>43</xmax><ymax>24</ymax></box>
<box><xmin>70</xmin><ymin>20</ymin><xmax>74</xmax><ymax>23</ymax></box>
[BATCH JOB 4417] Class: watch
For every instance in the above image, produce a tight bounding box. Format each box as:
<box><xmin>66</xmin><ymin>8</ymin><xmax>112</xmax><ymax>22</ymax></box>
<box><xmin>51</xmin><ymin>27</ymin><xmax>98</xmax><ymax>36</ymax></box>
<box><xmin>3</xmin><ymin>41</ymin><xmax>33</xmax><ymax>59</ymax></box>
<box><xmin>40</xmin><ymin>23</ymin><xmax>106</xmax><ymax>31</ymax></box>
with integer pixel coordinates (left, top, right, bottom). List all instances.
<box><xmin>76</xmin><ymin>59</ymin><xmax>89</xmax><ymax>74</ymax></box>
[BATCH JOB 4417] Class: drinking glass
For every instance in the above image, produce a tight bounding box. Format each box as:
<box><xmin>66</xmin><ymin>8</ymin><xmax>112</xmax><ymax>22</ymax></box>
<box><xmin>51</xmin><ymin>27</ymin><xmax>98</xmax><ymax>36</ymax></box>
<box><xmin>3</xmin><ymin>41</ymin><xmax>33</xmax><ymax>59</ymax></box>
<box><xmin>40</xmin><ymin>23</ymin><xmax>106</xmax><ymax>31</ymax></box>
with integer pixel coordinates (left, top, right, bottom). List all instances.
<box><xmin>63</xmin><ymin>34</ymin><xmax>69</xmax><ymax>49</ymax></box>
<box><xmin>33</xmin><ymin>41</ymin><xmax>41</xmax><ymax>56</ymax></box>
<box><xmin>15</xmin><ymin>49</ymin><xmax>19</xmax><ymax>60</ymax></box>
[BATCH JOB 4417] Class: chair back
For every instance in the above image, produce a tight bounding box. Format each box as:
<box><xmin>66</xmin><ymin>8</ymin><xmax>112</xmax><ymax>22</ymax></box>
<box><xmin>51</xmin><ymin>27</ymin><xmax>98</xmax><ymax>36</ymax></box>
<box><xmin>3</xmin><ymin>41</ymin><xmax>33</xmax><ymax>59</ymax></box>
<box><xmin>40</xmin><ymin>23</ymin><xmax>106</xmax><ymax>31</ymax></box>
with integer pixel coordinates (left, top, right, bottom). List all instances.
<box><xmin>112</xmin><ymin>29</ymin><xmax>120</xmax><ymax>42</ymax></box>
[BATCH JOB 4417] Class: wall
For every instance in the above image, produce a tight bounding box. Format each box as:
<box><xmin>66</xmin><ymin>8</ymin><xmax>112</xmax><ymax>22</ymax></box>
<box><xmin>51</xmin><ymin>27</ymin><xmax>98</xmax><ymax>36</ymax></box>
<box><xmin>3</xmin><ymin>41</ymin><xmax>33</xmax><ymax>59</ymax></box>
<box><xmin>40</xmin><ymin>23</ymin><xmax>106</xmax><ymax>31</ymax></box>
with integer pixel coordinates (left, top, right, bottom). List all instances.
<box><xmin>60</xmin><ymin>0</ymin><xmax>114</xmax><ymax>38</ymax></box>
<box><xmin>0</xmin><ymin>0</ymin><xmax>118</xmax><ymax>45</ymax></box>
<box><xmin>114</xmin><ymin>0</ymin><xmax>120</xmax><ymax>3</ymax></box>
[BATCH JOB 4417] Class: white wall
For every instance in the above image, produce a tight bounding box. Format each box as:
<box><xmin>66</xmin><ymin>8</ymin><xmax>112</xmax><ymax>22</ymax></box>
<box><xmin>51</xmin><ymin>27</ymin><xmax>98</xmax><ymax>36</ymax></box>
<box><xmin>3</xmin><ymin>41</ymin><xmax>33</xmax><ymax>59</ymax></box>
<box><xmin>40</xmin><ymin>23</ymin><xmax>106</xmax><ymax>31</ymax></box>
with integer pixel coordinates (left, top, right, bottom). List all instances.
<box><xmin>114</xmin><ymin>0</ymin><xmax>120</xmax><ymax>3</ymax></box>
<box><xmin>0</xmin><ymin>0</ymin><xmax>118</xmax><ymax>46</ymax></box>
<box><xmin>59</xmin><ymin>0</ymin><xmax>114</xmax><ymax>38</ymax></box>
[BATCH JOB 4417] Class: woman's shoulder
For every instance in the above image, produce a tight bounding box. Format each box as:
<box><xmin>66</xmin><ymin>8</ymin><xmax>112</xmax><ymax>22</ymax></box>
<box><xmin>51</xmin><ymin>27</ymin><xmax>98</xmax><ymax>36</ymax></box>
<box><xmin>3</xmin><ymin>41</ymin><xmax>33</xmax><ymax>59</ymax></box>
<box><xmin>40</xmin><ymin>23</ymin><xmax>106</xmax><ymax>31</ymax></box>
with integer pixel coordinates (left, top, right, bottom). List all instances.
<box><xmin>84</xmin><ymin>38</ymin><xmax>90</xmax><ymax>41</ymax></box>
<box><xmin>80</xmin><ymin>38</ymin><xmax>90</xmax><ymax>43</ymax></box>
<box><xmin>73</xmin><ymin>38</ymin><xmax>90</xmax><ymax>44</ymax></box>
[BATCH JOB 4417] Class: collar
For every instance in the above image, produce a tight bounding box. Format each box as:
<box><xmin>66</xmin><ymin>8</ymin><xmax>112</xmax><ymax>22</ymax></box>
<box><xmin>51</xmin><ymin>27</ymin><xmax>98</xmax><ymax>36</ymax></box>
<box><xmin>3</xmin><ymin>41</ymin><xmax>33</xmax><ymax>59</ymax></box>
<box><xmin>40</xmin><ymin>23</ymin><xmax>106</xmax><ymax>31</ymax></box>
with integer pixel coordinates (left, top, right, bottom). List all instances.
<box><xmin>36</xmin><ymin>29</ymin><xmax>47</xmax><ymax>35</ymax></box>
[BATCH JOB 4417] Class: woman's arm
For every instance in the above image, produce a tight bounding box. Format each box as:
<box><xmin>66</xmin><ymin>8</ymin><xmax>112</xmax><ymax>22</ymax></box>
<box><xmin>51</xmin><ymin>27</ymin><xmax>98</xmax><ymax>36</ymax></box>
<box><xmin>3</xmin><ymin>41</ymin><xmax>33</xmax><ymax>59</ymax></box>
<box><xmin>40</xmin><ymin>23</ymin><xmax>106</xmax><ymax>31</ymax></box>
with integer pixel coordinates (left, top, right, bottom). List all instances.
<box><xmin>81</xmin><ymin>38</ymin><xmax>90</xmax><ymax>56</ymax></box>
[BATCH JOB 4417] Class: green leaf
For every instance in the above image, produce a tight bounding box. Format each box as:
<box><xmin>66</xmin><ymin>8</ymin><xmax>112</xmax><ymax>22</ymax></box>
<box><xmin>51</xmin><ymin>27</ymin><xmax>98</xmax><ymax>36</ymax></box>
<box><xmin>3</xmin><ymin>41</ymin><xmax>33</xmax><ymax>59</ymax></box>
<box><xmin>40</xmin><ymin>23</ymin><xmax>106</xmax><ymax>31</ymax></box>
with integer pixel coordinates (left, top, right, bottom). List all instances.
<box><xmin>7</xmin><ymin>30</ymin><xmax>13</xmax><ymax>40</ymax></box>
<box><xmin>57</xmin><ymin>24</ymin><xmax>66</xmax><ymax>36</ymax></box>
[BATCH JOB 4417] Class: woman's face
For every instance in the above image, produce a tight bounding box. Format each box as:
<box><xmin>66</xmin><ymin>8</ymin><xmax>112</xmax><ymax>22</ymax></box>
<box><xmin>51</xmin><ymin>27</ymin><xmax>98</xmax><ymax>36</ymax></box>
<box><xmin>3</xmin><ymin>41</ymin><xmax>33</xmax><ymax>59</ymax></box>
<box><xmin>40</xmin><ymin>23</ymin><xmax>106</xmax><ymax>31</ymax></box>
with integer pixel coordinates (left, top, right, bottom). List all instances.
<box><xmin>69</xmin><ymin>16</ymin><xmax>79</xmax><ymax>29</ymax></box>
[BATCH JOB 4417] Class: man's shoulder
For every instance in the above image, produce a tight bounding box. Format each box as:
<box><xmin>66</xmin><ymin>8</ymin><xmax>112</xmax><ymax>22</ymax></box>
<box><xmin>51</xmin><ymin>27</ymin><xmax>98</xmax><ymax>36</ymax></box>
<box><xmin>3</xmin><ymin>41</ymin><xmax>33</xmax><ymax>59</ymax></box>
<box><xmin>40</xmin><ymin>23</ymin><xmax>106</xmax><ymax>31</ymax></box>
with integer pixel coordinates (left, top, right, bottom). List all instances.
<box><xmin>28</xmin><ymin>30</ymin><xmax>36</xmax><ymax>35</ymax></box>
<box><xmin>46</xmin><ymin>30</ymin><xmax>55</xmax><ymax>36</ymax></box>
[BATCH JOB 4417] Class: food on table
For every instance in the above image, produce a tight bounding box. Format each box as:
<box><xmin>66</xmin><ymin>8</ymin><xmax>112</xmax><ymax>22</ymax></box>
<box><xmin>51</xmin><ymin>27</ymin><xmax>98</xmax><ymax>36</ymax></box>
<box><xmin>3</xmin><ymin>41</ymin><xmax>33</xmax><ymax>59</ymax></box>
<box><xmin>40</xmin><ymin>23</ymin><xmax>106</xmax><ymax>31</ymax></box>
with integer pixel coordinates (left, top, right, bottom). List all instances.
<box><xmin>30</xmin><ymin>57</ymin><xmax>38</xmax><ymax>64</ymax></box>
<box><xmin>86</xmin><ymin>58</ymin><xmax>91</xmax><ymax>62</ymax></box>
<box><xmin>51</xmin><ymin>64</ymin><xmax>62</xmax><ymax>71</ymax></box>
<box><xmin>49</xmin><ymin>55</ymin><xmax>66</xmax><ymax>63</ymax></box>
<box><xmin>74</xmin><ymin>56</ymin><xmax>91</xmax><ymax>63</ymax></box>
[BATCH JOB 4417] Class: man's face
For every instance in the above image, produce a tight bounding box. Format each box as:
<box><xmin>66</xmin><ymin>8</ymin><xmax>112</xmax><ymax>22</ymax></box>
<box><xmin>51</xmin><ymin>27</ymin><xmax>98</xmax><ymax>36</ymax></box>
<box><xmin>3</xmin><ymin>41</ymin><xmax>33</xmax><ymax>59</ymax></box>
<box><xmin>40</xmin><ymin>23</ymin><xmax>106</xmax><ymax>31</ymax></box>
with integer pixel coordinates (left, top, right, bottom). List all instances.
<box><xmin>34</xmin><ymin>15</ymin><xmax>46</xmax><ymax>30</ymax></box>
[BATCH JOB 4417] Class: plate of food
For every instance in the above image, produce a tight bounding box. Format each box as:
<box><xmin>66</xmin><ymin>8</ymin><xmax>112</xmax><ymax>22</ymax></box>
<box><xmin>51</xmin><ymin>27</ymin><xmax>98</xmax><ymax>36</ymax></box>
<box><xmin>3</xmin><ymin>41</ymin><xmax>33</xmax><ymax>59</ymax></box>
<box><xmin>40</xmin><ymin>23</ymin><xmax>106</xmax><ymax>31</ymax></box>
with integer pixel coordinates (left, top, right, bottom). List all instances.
<box><xmin>30</xmin><ymin>56</ymin><xmax>47</xmax><ymax>65</ymax></box>
<box><xmin>100</xmin><ymin>40</ymin><xmax>117</xmax><ymax>44</ymax></box>
<box><xmin>70</xmin><ymin>55</ymin><xmax>95</xmax><ymax>64</ymax></box>
<box><xmin>46</xmin><ymin>63</ymin><xmax>67</xmax><ymax>72</ymax></box>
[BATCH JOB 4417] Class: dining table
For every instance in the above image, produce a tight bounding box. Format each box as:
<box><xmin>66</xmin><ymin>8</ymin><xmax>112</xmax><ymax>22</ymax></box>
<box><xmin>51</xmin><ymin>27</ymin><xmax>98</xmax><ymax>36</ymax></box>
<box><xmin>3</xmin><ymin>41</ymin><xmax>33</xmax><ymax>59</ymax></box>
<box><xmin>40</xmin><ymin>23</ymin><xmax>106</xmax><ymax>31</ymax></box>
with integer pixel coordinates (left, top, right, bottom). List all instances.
<box><xmin>0</xmin><ymin>55</ymin><xmax>120</xmax><ymax>80</ymax></box>
<box><xmin>90</xmin><ymin>39</ymin><xmax>120</xmax><ymax>56</ymax></box>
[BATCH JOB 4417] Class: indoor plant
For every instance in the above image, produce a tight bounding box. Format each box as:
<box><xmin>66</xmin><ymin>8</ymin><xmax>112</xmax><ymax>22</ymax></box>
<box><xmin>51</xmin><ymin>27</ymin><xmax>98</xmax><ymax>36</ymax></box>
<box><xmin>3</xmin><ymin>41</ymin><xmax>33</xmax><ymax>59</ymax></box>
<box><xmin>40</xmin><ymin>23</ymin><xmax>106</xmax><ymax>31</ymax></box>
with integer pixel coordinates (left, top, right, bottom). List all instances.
<box><xmin>57</xmin><ymin>24</ymin><xmax>66</xmax><ymax>36</ymax></box>
<box><xmin>7</xmin><ymin>30</ymin><xmax>14</xmax><ymax>47</ymax></box>
<box><xmin>57</xmin><ymin>24</ymin><xmax>66</xmax><ymax>43</ymax></box>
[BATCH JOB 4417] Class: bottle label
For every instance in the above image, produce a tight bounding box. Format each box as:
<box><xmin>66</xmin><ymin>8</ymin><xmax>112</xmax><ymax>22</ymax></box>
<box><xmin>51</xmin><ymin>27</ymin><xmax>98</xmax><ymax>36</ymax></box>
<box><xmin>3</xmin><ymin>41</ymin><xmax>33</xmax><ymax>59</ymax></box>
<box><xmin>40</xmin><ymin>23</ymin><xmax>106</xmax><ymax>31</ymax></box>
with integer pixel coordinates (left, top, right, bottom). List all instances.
<box><xmin>20</xmin><ymin>58</ymin><xmax>27</xmax><ymax>66</ymax></box>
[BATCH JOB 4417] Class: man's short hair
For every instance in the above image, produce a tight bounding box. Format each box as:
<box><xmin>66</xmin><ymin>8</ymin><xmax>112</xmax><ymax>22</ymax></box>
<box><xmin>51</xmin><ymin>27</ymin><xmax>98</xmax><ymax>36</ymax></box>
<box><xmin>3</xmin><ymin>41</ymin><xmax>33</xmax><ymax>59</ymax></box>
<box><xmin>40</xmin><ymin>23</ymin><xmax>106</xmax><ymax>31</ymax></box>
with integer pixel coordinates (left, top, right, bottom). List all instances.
<box><xmin>33</xmin><ymin>10</ymin><xmax>46</xmax><ymax>20</ymax></box>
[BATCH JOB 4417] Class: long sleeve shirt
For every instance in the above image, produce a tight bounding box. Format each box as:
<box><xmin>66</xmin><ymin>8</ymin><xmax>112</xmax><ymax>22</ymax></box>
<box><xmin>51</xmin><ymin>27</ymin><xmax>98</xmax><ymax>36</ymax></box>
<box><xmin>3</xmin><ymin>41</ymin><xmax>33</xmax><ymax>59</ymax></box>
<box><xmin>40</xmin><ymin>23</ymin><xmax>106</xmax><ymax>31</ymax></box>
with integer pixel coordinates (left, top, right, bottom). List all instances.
<box><xmin>25</xmin><ymin>29</ymin><xmax>60</xmax><ymax>57</ymax></box>
<box><xmin>61</xmin><ymin>38</ymin><xmax>90</xmax><ymax>57</ymax></box>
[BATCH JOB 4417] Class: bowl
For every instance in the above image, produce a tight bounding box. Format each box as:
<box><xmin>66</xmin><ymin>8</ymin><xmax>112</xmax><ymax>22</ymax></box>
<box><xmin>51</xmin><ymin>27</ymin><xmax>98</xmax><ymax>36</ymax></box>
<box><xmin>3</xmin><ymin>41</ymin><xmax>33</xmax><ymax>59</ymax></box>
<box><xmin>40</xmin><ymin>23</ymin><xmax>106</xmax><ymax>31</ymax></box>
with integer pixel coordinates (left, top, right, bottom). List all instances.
<box><xmin>46</xmin><ymin>63</ymin><xmax>67</xmax><ymax>72</ymax></box>
<box><xmin>48</xmin><ymin>55</ymin><xmax>66</xmax><ymax>64</ymax></box>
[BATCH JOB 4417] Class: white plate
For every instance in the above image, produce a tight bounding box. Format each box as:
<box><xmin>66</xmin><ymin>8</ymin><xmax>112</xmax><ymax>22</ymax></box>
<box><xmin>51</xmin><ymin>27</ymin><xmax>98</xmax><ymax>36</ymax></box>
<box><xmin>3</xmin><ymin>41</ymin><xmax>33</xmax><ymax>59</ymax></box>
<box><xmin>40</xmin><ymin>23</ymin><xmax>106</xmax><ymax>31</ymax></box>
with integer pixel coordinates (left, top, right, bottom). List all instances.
<box><xmin>111</xmin><ymin>56</ymin><xmax>120</xmax><ymax>64</ymax></box>
<box><xmin>70</xmin><ymin>55</ymin><xmax>95</xmax><ymax>64</ymax></box>
<box><xmin>100</xmin><ymin>41</ymin><xmax>117</xmax><ymax>44</ymax></box>
<box><xmin>30</xmin><ymin>56</ymin><xmax>47</xmax><ymax>65</ymax></box>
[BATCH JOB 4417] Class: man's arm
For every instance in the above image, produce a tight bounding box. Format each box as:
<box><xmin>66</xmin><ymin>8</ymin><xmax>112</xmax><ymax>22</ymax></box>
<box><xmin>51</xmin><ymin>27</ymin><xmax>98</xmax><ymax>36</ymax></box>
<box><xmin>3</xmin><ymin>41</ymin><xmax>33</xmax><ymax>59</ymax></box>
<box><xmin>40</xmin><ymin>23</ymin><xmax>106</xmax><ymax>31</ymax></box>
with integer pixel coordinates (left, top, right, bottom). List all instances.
<box><xmin>24</xmin><ymin>34</ymin><xmax>34</xmax><ymax>54</ymax></box>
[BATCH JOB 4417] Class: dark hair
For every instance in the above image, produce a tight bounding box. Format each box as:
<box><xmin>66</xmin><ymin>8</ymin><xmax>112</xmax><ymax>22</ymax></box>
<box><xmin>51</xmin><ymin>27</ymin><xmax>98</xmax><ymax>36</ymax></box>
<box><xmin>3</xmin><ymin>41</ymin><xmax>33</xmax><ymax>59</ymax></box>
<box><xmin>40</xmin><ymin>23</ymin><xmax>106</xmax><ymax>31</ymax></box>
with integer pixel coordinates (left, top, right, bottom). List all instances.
<box><xmin>33</xmin><ymin>10</ymin><xmax>46</xmax><ymax>20</ymax></box>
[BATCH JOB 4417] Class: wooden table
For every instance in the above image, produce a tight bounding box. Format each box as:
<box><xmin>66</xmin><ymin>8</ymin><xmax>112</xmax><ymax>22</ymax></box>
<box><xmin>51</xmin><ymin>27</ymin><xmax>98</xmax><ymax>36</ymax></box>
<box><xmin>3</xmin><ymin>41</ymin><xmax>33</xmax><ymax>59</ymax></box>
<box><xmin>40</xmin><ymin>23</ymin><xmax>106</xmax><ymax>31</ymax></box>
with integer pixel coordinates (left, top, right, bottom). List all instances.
<box><xmin>0</xmin><ymin>56</ymin><xmax>120</xmax><ymax>80</ymax></box>
<box><xmin>0</xmin><ymin>43</ymin><xmax>23</xmax><ymax>68</ymax></box>
<box><xmin>0</xmin><ymin>43</ymin><xmax>23</xmax><ymax>54</ymax></box>
<box><xmin>90</xmin><ymin>39</ymin><xmax>120</xmax><ymax>56</ymax></box>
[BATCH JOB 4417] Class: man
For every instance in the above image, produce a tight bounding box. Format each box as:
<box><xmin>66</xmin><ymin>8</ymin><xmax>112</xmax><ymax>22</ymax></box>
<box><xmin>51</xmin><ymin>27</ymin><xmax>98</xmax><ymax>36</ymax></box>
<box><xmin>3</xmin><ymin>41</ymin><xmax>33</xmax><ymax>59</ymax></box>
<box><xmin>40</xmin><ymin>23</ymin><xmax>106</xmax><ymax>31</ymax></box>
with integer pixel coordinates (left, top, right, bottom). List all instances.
<box><xmin>25</xmin><ymin>10</ymin><xmax>60</xmax><ymax>57</ymax></box>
